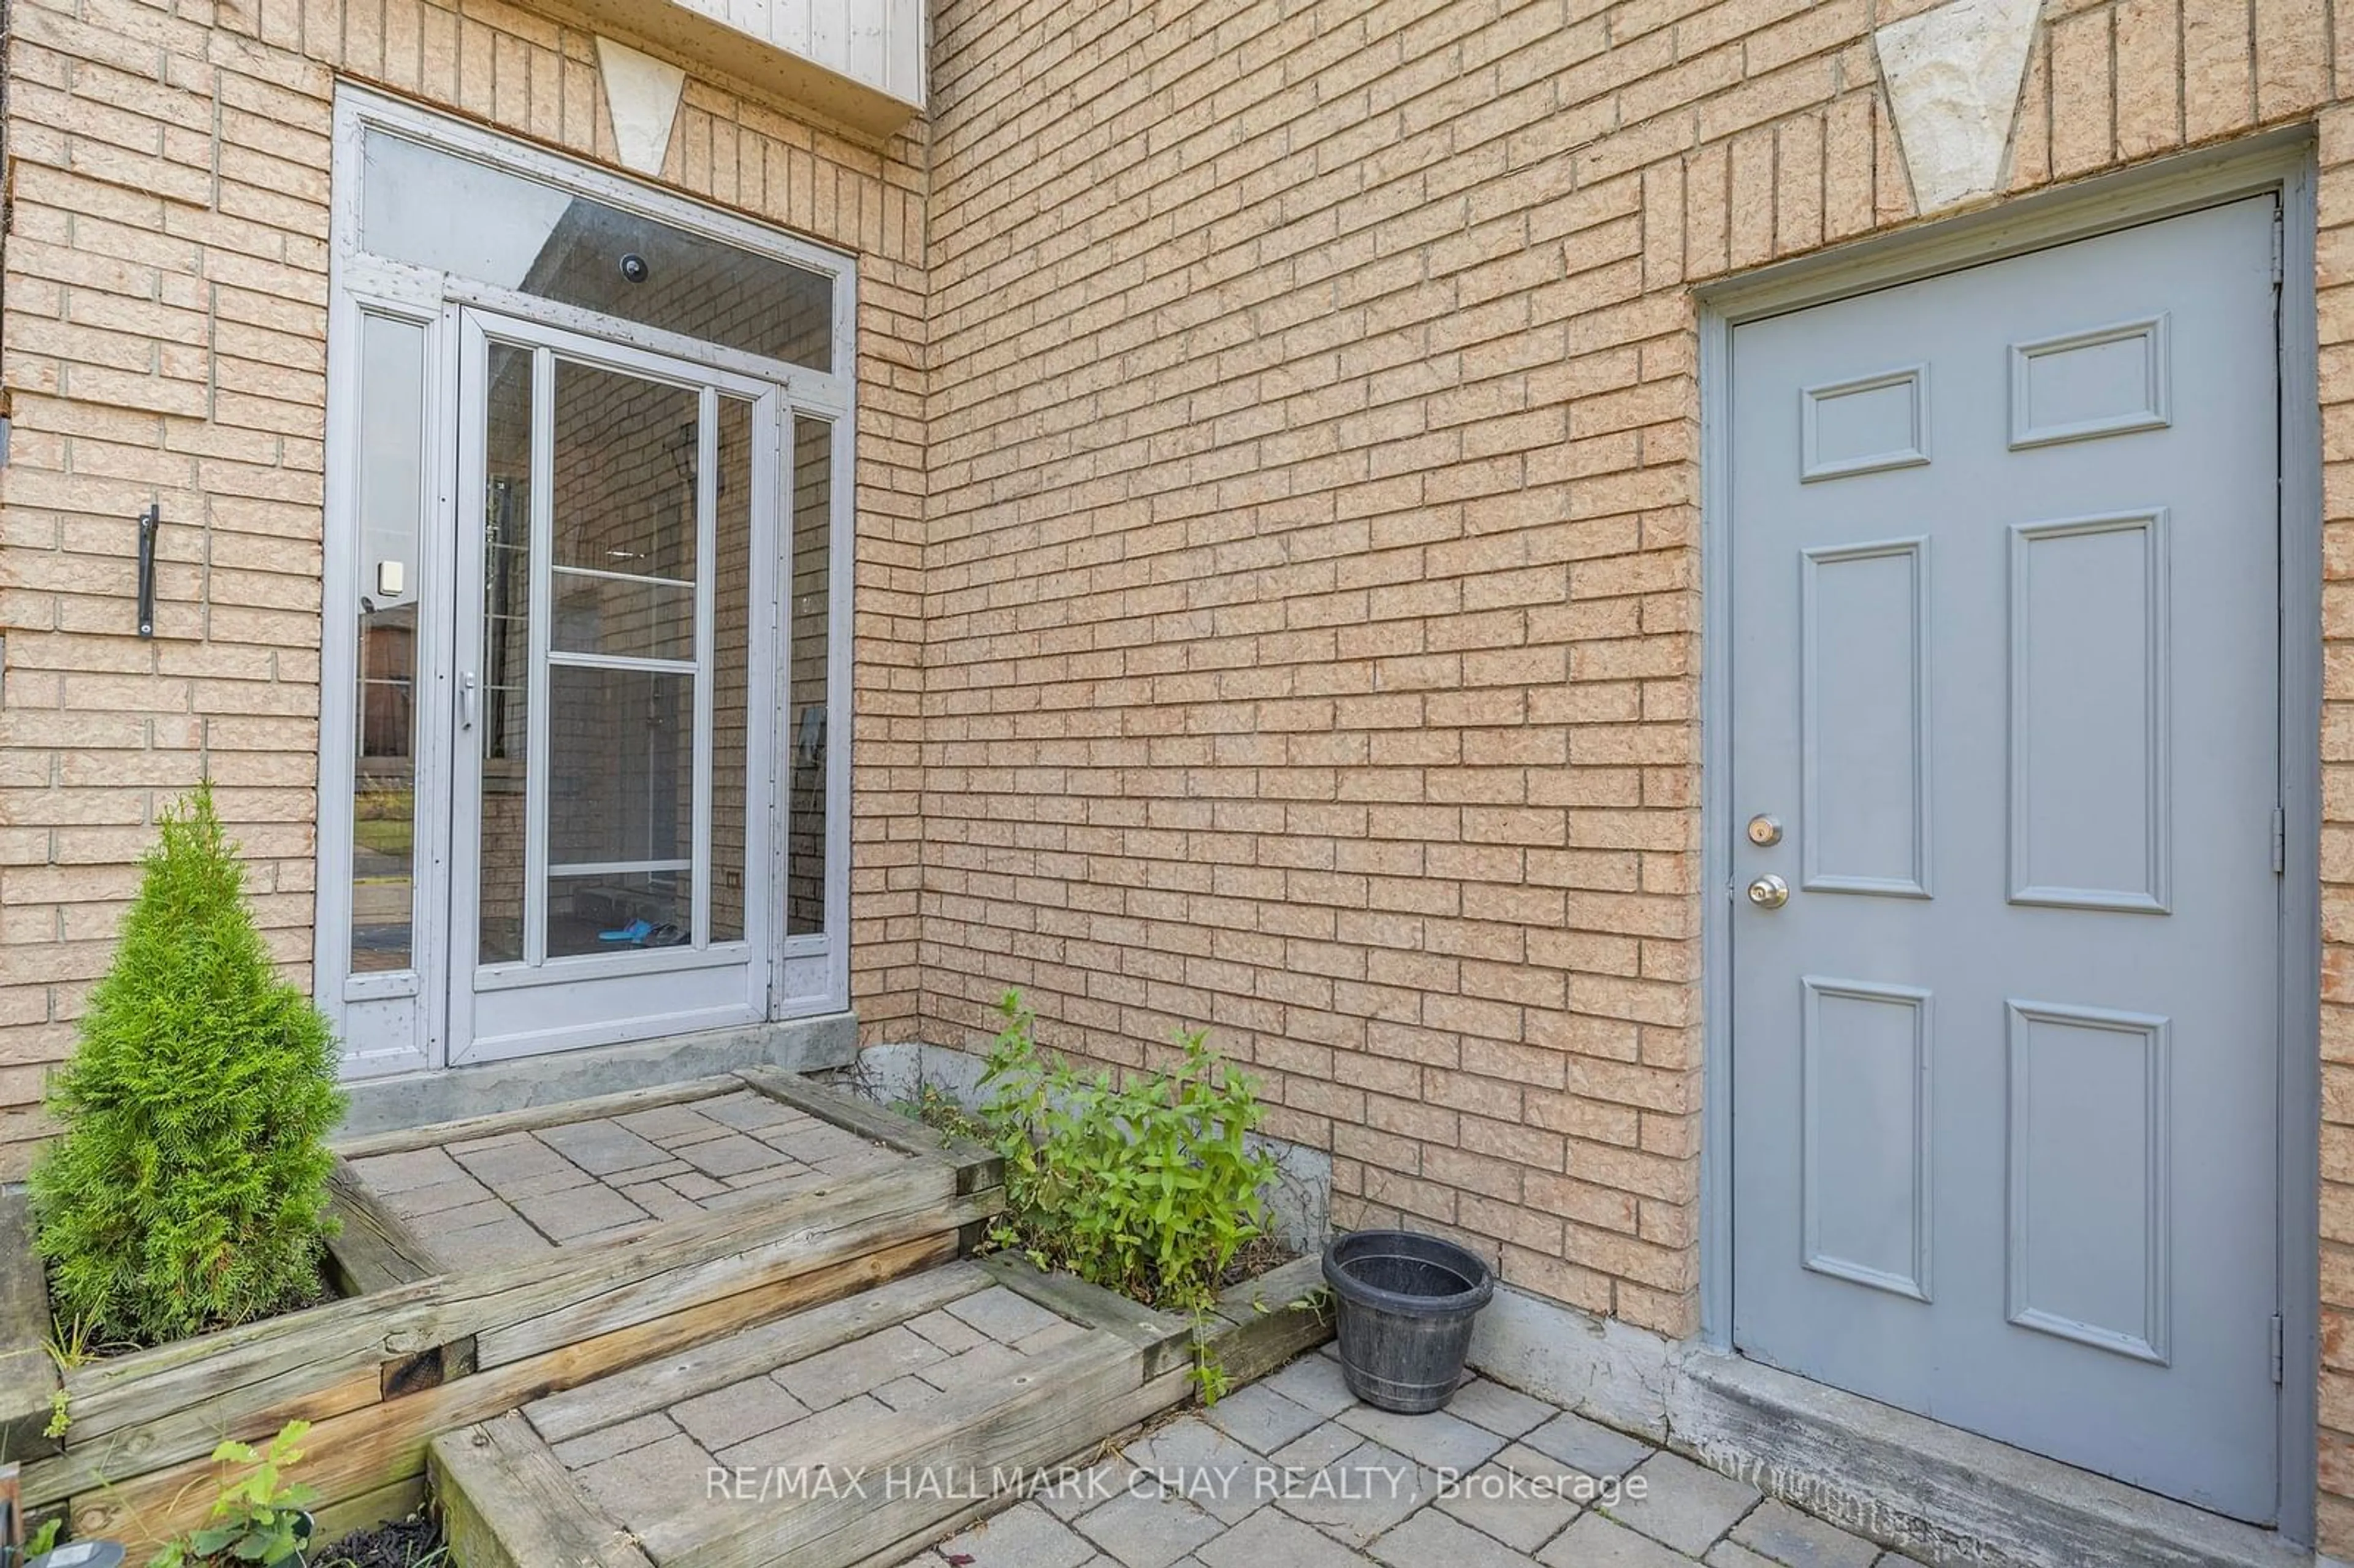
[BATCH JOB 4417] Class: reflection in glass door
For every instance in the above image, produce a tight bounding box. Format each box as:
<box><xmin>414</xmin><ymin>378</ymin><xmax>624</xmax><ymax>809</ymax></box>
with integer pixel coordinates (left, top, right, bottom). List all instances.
<box><xmin>449</xmin><ymin>311</ymin><xmax>777</xmax><ymax>1062</ymax></box>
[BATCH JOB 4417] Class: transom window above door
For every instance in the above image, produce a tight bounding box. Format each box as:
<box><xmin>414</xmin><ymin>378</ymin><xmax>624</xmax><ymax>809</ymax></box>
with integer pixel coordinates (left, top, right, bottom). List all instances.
<box><xmin>319</xmin><ymin>88</ymin><xmax>856</xmax><ymax>1080</ymax></box>
<box><xmin>357</xmin><ymin>128</ymin><xmax>837</xmax><ymax>373</ymax></box>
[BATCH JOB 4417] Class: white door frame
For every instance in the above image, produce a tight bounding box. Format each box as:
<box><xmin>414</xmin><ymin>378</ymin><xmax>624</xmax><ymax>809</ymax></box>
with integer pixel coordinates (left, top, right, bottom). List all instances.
<box><xmin>1696</xmin><ymin>129</ymin><xmax>2321</xmax><ymax>1541</ymax></box>
<box><xmin>316</xmin><ymin>86</ymin><xmax>860</xmax><ymax>1077</ymax></box>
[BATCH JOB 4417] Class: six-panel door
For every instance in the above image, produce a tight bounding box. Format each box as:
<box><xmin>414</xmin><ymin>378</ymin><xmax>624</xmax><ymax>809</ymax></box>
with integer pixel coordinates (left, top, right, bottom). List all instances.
<box><xmin>1729</xmin><ymin>196</ymin><xmax>2284</xmax><ymax>1521</ymax></box>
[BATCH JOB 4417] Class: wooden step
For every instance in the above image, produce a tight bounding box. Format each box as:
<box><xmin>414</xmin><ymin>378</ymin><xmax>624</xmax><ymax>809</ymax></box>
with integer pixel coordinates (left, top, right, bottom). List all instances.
<box><xmin>29</xmin><ymin>1071</ymin><xmax>1000</xmax><ymax>1552</ymax></box>
<box><xmin>430</xmin><ymin>1257</ymin><xmax>1195</xmax><ymax>1568</ymax></box>
<box><xmin>334</xmin><ymin>1072</ymin><xmax>999</xmax><ymax>1276</ymax></box>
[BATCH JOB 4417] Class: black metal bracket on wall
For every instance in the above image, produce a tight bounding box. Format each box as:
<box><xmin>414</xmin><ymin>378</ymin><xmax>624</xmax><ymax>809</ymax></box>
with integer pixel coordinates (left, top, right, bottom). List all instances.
<box><xmin>134</xmin><ymin>503</ymin><xmax>159</xmax><ymax>639</ymax></box>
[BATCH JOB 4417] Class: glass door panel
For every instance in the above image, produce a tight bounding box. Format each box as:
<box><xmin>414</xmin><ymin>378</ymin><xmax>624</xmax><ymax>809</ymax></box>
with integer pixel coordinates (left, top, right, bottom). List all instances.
<box><xmin>476</xmin><ymin>340</ymin><xmax>534</xmax><ymax>967</ymax></box>
<box><xmin>710</xmin><ymin>395</ymin><xmax>755</xmax><ymax>945</ymax></box>
<box><xmin>784</xmin><ymin>417</ymin><xmax>832</xmax><ymax>940</ymax></box>
<box><xmin>546</xmin><ymin>664</ymin><xmax>696</xmax><ymax>957</ymax></box>
<box><xmin>543</xmin><ymin>357</ymin><xmax>706</xmax><ymax>959</ymax></box>
<box><xmin>348</xmin><ymin>313</ymin><xmax>429</xmax><ymax>975</ymax></box>
<box><xmin>450</xmin><ymin>310</ymin><xmax>774</xmax><ymax>1063</ymax></box>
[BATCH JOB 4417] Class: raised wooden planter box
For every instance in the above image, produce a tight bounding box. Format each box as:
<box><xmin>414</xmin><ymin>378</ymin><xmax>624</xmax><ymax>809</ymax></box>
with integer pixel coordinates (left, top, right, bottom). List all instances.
<box><xmin>0</xmin><ymin>1073</ymin><xmax>1001</xmax><ymax>1552</ymax></box>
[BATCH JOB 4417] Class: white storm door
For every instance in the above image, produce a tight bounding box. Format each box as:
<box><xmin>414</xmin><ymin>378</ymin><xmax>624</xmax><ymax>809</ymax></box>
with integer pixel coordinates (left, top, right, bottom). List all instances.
<box><xmin>447</xmin><ymin>310</ymin><xmax>779</xmax><ymax>1063</ymax></box>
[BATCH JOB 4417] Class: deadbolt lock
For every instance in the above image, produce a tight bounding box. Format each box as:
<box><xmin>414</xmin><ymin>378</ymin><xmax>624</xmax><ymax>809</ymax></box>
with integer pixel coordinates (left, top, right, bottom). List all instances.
<box><xmin>1746</xmin><ymin>814</ymin><xmax>1782</xmax><ymax>847</ymax></box>
<box><xmin>1746</xmin><ymin>874</ymin><xmax>1790</xmax><ymax>910</ymax></box>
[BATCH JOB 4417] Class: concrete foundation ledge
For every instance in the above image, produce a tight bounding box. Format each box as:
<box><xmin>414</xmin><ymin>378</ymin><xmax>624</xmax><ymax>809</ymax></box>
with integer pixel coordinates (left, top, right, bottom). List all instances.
<box><xmin>337</xmin><ymin>1013</ymin><xmax>858</xmax><ymax>1137</ymax></box>
<box><xmin>1468</xmin><ymin>1284</ymin><xmax>2313</xmax><ymax>1568</ymax></box>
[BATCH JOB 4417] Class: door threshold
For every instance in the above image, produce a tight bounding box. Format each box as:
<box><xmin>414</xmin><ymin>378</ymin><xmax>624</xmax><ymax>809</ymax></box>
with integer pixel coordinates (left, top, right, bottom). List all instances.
<box><xmin>1469</xmin><ymin>1286</ymin><xmax>2310</xmax><ymax>1568</ymax></box>
<box><xmin>1678</xmin><ymin>1349</ymin><xmax>2311</xmax><ymax>1568</ymax></box>
<box><xmin>335</xmin><ymin>1012</ymin><xmax>857</xmax><ymax>1140</ymax></box>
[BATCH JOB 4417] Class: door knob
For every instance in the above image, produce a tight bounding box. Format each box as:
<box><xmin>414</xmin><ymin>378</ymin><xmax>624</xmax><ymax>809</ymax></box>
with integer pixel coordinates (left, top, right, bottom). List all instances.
<box><xmin>1746</xmin><ymin>874</ymin><xmax>1789</xmax><ymax>910</ymax></box>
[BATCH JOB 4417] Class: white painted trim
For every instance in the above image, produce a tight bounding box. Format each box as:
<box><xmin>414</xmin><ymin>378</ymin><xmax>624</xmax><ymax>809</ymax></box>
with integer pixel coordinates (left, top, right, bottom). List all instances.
<box><xmin>549</xmin><ymin>858</ymin><xmax>693</xmax><ymax>878</ymax></box>
<box><xmin>313</xmin><ymin>284</ymin><xmax>359</xmax><ymax>1023</ymax></box>
<box><xmin>470</xmin><ymin>306</ymin><xmax>785</xmax><ymax>399</ymax></box>
<box><xmin>341</xmin><ymin>972</ymin><xmax>418</xmax><ymax>1004</ymax></box>
<box><xmin>766</xmin><ymin>400</ymin><xmax>793</xmax><ymax>1020</ymax></box>
<box><xmin>554</xmin><ymin>562</ymin><xmax>694</xmax><ymax>590</ymax></box>
<box><xmin>443</xmin><ymin>309</ymin><xmax>496</xmax><ymax>1063</ymax></box>
<box><xmin>825</xmin><ymin>401</ymin><xmax>855</xmax><ymax>1011</ymax></box>
<box><xmin>473</xmin><ymin>942</ymin><xmax>756</xmax><ymax>989</ymax></box>
<box><xmin>522</xmin><ymin>341</ymin><xmax>555</xmax><ymax>972</ymax></box>
<box><xmin>545</xmin><ymin>651</ymin><xmax>697</xmax><ymax>676</ymax></box>
<box><xmin>421</xmin><ymin>295</ymin><xmax>464</xmax><ymax>1076</ymax></box>
<box><xmin>691</xmin><ymin>383</ymin><xmax>719</xmax><ymax>953</ymax></box>
<box><xmin>1698</xmin><ymin>131</ymin><xmax>2322</xmax><ymax>1544</ymax></box>
<box><xmin>766</xmin><ymin>403</ymin><xmax>853</xmax><ymax>1019</ymax></box>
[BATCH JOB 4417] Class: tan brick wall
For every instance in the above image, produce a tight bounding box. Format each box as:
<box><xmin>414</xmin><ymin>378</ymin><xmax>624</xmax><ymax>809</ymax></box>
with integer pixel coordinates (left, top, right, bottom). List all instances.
<box><xmin>918</xmin><ymin>0</ymin><xmax>2354</xmax><ymax>1544</ymax></box>
<box><xmin>9</xmin><ymin>0</ymin><xmax>2354</xmax><ymax>1543</ymax></box>
<box><xmin>0</xmin><ymin>0</ymin><xmax>928</xmax><ymax>1171</ymax></box>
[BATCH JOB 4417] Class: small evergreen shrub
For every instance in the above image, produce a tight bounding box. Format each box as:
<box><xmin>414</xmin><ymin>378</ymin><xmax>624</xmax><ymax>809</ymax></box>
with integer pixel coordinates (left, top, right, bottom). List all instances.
<box><xmin>975</xmin><ymin>991</ymin><xmax>1276</xmax><ymax>1315</ymax></box>
<box><xmin>32</xmin><ymin>783</ymin><xmax>345</xmax><ymax>1346</ymax></box>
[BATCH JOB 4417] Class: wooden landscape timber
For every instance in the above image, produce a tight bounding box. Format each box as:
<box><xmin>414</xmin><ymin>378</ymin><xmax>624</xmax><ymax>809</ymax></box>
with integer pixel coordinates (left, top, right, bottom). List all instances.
<box><xmin>977</xmin><ymin>1252</ymin><xmax>1195</xmax><ymax>1379</ymax></box>
<box><xmin>328</xmin><ymin>1078</ymin><xmax>748</xmax><ymax>1162</ymax></box>
<box><xmin>431</xmin><ymin>1307</ymin><xmax>1195</xmax><ymax>1568</ymax></box>
<box><xmin>322</xmin><ymin>1158</ymin><xmax>444</xmax><ymax>1296</ymax></box>
<box><xmin>1197</xmin><ymin>1254</ymin><xmax>1333</xmax><ymax>1385</ymax></box>
<box><xmin>1</xmin><ymin>1073</ymin><xmax>1001</xmax><ymax>1552</ymax></box>
<box><xmin>0</xmin><ymin>1191</ymin><xmax>59</xmax><ymax>1467</ymax></box>
<box><xmin>431</xmin><ymin>1412</ymin><xmax>654</xmax><ymax>1568</ymax></box>
<box><xmin>70</xmin><ymin>1228</ymin><xmax>957</xmax><ymax>1551</ymax></box>
<box><xmin>675</xmin><ymin>1336</ymin><xmax>1187</xmax><ymax>1567</ymax></box>
<box><xmin>428</xmin><ymin>1243</ymin><xmax>1330</xmax><ymax>1568</ymax></box>
<box><xmin>59</xmin><ymin>1204</ymin><xmax>988</xmax><ymax>1548</ymax></box>
<box><xmin>522</xmin><ymin>1262</ymin><xmax>997</xmax><ymax>1447</ymax></box>
<box><xmin>734</xmin><ymin>1065</ymin><xmax>1003</xmax><ymax>1195</ymax></box>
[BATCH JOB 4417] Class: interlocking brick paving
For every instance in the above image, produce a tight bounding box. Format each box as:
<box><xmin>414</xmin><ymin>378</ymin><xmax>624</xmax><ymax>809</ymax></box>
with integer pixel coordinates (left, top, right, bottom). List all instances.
<box><xmin>348</xmin><ymin>1089</ymin><xmax>907</xmax><ymax>1270</ymax></box>
<box><xmin>907</xmin><ymin>1349</ymin><xmax>1926</xmax><ymax>1568</ymax></box>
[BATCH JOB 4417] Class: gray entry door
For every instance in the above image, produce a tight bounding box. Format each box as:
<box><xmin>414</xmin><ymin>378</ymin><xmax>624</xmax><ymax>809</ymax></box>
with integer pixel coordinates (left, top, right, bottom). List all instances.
<box><xmin>1729</xmin><ymin>196</ymin><xmax>2282</xmax><ymax>1521</ymax></box>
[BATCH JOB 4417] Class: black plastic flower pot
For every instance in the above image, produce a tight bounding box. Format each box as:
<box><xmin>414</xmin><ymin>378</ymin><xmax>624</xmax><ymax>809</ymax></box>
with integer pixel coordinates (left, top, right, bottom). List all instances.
<box><xmin>1322</xmin><ymin>1229</ymin><xmax>1495</xmax><ymax>1414</ymax></box>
